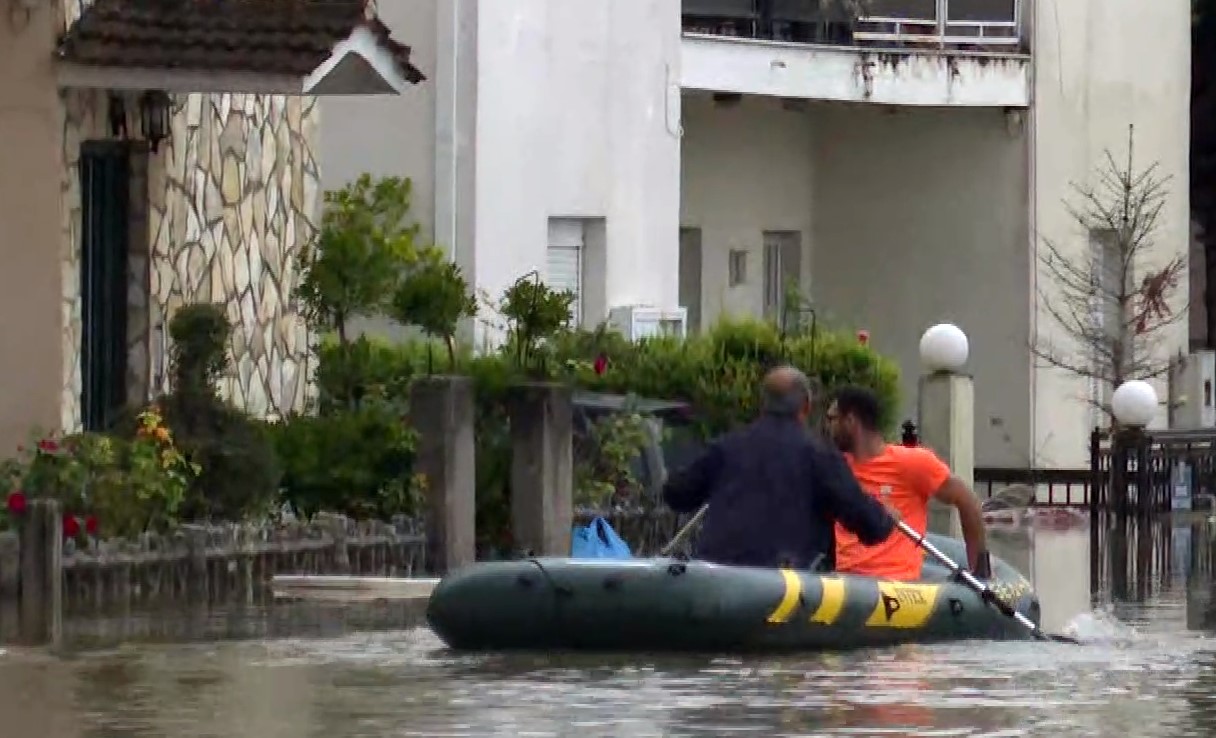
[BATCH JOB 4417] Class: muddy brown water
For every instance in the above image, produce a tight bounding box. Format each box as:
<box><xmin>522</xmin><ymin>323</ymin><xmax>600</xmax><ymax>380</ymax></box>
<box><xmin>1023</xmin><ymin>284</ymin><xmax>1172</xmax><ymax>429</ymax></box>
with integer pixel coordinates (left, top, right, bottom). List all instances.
<box><xmin>3</xmin><ymin>517</ymin><xmax>1216</xmax><ymax>737</ymax></box>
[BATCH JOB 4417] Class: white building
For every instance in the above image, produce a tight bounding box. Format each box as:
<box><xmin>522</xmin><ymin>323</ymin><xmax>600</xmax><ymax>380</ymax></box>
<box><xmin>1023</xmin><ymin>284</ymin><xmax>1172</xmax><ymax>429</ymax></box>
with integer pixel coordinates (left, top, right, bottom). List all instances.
<box><xmin>320</xmin><ymin>0</ymin><xmax>1191</xmax><ymax>470</ymax></box>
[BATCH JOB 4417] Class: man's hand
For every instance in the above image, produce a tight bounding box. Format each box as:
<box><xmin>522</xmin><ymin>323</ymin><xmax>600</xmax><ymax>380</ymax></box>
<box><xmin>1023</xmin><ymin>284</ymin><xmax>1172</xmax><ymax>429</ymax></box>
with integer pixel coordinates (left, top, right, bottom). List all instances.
<box><xmin>971</xmin><ymin>550</ymin><xmax>993</xmax><ymax>579</ymax></box>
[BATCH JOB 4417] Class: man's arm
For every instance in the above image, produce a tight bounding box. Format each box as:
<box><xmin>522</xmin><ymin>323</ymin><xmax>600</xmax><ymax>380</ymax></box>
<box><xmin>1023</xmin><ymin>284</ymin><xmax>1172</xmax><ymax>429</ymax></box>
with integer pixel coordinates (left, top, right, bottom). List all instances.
<box><xmin>814</xmin><ymin>446</ymin><xmax>895</xmax><ymax>544</ymax></box>
<box><xmin>932</xmin><ymin>476</ymin><xmax>990</xmax><ymax>576</ymax></box>
<box><xmin>662</xmin><ymin>441</ymin><xmax>725</xmax><ymax>513</ymax></box>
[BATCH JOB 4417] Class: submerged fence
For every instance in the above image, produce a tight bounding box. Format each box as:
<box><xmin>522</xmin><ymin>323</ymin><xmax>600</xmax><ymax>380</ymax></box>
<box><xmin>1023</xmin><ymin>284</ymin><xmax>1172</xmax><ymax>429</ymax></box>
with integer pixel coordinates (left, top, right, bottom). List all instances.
<box><xmin>0</xmin><ymin>501</ymin><xmax>427</xmax><ymax>645</ymax></box>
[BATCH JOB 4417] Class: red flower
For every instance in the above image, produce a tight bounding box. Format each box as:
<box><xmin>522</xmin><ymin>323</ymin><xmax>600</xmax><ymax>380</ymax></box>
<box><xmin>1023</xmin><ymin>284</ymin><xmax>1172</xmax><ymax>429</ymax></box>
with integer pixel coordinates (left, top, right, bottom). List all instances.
<box><xmin>593</xmin><ymin>354</ymin><xmax>608</xmax><ymax>376</ymax></box>
<box><xmin>857</xmin><ymin>329</ymin><xmax>870</xmax><ymax>346</ymax></box>
<box><xmin>62</xmin><ymin>514</ymin><xmax>80</xmax><ymax>539</ymax></box>
<box><xmin>6</xmin><ymin>491</ymin><xmax>26</xmax><ymax>516</ymax></box>
<box><xmin>84</xmin><ymin>515</ymin><xmax>99</xmax><ymax>536</ymax></box>
<box><xmin>37</xmin><ymin>439</ymin><xmax>59</xmax><ymax>454</ymax></box>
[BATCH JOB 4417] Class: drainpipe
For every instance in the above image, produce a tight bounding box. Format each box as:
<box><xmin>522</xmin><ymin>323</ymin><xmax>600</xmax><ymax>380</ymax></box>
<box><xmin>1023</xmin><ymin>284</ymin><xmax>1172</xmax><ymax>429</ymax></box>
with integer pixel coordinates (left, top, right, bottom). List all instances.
<box><xmin>1027</xmin><ymin>0</ymin><xmax>1040</xmax><ymax>465</ymax></box>
<box><xmin>448</xmin><ymin>0</ymin><xmax>461</xmax><ymax>264</ymax></box>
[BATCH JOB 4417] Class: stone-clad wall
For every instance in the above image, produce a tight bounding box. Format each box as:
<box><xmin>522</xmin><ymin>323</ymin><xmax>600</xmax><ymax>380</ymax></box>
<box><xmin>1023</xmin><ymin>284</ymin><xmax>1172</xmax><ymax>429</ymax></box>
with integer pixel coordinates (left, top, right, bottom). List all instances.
<box><xmin>59</xmin><ymin>90</ymin><xmax>320</xmax><ymax>429</ymax></box>
<box><xmin>148</xmin><ymin>93</ymin><xmax>319</xmax><ymax>415</ymax></box>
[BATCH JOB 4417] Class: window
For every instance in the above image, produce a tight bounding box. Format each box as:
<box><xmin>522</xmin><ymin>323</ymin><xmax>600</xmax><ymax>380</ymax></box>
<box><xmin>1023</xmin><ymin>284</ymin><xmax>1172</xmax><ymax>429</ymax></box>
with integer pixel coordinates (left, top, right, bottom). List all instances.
<box><xmin>762</xmin><ymin>231</ymin><xmax>803</xmax><ymax>325</ymax></box>
<box><xmin>547</xmin><ymin>218</ymin><xmax>585</xmax><ymax>326</ymax></box>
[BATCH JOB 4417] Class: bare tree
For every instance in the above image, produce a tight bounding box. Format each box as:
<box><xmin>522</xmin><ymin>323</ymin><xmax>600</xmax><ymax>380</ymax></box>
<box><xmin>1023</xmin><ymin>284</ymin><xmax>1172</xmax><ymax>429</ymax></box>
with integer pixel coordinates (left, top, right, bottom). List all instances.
<box><xmin>1033</xmin><ymin>125</ymin><xmax>1187</xmax><ymax>423</ymax></box>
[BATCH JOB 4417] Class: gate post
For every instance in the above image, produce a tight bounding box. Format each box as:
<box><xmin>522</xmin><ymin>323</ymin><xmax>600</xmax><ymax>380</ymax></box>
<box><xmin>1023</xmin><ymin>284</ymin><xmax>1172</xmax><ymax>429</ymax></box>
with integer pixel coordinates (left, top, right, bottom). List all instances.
<box><xmin>19</xmin><ymin>499</ymin><xmax>63</xmax><ymax>647</ymax></box>
<box><xmin>1088</xmin><ymin>427</ymin><xmax>1102</xmax><ymax>516</ymax></box>
<box><xmin>1110</xmin><ymin>429</ymin><xmax>1132</xmax><ymax>519</ymax></box>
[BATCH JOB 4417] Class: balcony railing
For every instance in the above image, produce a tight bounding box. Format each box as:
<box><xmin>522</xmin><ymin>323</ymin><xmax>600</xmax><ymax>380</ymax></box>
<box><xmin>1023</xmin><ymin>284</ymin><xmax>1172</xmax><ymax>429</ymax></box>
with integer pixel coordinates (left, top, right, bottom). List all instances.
<box><xmin>682</xmin><ymin>0</ymin><xmax>1024</xmax><ymax>52</ymax></box>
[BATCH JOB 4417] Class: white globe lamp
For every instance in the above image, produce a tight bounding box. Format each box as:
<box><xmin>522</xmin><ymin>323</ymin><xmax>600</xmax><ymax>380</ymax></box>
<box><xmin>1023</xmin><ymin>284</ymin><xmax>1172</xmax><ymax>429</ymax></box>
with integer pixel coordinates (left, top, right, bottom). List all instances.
<box><xmin>919</xmin><ymin>323</ymin><xmax>969</xmax><ymax>373</ymax></box>
<box><xmin>1111</xmin><ymin>380</ymin><xmax>1158</xmax><ymax>427</ymax></box>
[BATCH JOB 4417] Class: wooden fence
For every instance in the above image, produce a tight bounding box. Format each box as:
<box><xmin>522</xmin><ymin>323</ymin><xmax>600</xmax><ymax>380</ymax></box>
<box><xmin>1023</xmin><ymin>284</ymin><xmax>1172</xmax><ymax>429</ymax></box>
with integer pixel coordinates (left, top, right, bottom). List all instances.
<box><xmin>0</xmin><ymin>501</ymin><xmax>427</xmax><ymax>646</ymax></box>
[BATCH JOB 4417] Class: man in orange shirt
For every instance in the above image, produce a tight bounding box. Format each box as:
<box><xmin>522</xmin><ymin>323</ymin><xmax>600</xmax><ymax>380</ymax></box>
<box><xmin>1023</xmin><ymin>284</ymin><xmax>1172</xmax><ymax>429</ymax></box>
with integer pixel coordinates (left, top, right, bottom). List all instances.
<box><xmin>826</xmin><ymin>385</ymin><xmax>991</xmax><ymax>581</ymax></box>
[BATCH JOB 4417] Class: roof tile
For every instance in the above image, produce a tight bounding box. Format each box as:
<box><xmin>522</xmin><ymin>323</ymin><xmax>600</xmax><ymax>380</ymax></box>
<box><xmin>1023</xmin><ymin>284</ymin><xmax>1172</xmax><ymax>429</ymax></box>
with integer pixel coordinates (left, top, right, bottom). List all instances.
<box><xmin>58</xmin><ymin>0</ymin><xmax>424</xmax><ymax>83</ymax></box>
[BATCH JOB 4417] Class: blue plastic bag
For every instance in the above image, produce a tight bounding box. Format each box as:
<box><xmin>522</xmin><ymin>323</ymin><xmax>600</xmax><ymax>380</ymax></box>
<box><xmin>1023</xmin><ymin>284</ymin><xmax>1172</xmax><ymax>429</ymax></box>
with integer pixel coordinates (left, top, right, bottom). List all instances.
<box><xmin>571</xmin><ymin>516</ymin><xmax>633</xmax><ymax>559</ymax></box>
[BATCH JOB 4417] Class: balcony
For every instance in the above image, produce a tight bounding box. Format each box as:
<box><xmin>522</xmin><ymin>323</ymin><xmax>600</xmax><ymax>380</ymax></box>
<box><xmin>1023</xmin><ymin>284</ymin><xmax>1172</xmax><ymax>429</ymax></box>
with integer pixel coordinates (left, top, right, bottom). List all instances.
<box><xmin>682</xmin><ymin>0</ymin><xmax>1026</xmax><ymax>52</ymax></box>
<box><xmin>680</xmin><ymin>0</ymin><xmax>1029</xmax><ymax>107</ymax></box>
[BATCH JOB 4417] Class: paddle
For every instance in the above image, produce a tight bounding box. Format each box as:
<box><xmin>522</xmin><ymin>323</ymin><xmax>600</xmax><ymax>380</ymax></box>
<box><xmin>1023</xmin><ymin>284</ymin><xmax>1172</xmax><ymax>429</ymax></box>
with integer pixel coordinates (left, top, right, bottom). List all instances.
<box><xmin>894</xmin><ymin>519</ymin><xmax>1079</xmax><ymax>644</ymax></box>
<box><xmin>659</xmin><ymin>504</ymin><xmax>708</xmax><ymax>557</ymax></box>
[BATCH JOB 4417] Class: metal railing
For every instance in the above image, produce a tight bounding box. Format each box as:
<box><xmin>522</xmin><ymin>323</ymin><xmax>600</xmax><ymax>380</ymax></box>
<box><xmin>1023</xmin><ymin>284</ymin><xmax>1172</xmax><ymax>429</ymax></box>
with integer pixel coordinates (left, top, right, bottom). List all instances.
<box><xmin>853</xmin><ymin>0</ymin><xmax>1022</xmax><ymax>48</ymax></box>
<box><xmin>682</xmin><ymin>0</ymin><xmax>1023</xmax><ymax>51</ymax></box>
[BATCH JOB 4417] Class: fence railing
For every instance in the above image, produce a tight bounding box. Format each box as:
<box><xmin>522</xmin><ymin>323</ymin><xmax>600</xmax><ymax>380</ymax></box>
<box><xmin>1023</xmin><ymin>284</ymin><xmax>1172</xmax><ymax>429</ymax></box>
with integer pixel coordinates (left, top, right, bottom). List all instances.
<box><xmin>974</xmin><ymin>467</ymin><xmax>1093</xmax><ymax>508</ymax></box>
<box><xmin>853</xmin><ymin>0</ymin><xmax>1022</xmax><ymax>48</ymax></box>
<box><xmin>0</xmin><ymin>503</ymin><xmax>428</xmax><ymax>645</ymax></box>
<box><xmin>681</xmin><ymin>0</ymin><xmax>1023</xmax><ymax>50</ymax></box>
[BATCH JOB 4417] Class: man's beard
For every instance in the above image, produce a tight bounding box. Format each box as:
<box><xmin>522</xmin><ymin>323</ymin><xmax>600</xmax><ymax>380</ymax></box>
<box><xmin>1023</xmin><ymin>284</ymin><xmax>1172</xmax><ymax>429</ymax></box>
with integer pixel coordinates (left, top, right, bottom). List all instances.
<box><xmin>833</xmin><ymin>433</ymin><xmax>854</xmax><ymax>453</ymax></box>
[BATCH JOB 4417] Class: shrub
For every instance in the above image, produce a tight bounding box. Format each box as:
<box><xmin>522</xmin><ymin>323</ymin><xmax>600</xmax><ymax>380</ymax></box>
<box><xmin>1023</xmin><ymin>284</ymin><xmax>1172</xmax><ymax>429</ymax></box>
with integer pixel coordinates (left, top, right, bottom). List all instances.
<box><xmin>271</xmin><ymin>399</ymin><xmax>424</xmax><ymax>520</ymax></box>
<box><xmin>159</xmin><ymin>304</ymin><xmax>281</xmax><ymax>521</ymax></box>
<box><xmin>551</xmin><ymin>317</ymin><xmax>902</xmax><ymax>437</ymax></box>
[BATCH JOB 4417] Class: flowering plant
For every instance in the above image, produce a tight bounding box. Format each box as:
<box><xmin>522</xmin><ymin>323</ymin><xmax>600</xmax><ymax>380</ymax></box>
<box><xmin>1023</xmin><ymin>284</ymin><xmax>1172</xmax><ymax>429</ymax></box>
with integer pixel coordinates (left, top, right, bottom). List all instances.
<box><xmin>0</xmin><ymin>407</ymin><xmax>201</xmax><ymax>538</ymax></box>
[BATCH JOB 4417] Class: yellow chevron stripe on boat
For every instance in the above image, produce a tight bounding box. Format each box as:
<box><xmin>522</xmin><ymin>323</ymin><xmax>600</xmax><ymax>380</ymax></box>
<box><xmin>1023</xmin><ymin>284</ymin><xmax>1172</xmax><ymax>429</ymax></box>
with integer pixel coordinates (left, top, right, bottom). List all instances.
<box><xmin>766</xmin><ymin>569</ymin><xmax>802</xmax><ymax>624</ymax></box>
<box><xmin>864</xmin><ymin>581</ymin><xmax>940</xmax><ymax>628</ymax></box>
<box><xmin>809</xmin><ymin>577</ymin><xmax>846</xmax><ymax>625</ymax></box>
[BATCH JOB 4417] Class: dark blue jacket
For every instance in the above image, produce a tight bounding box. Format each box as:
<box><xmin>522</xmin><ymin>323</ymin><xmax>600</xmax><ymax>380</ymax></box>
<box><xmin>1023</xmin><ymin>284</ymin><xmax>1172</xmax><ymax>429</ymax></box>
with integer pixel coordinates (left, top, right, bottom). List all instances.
<box><xmin>662</xmin><ymin>414</ymin><xmax>894</xmax><ymax>570</ymax></box>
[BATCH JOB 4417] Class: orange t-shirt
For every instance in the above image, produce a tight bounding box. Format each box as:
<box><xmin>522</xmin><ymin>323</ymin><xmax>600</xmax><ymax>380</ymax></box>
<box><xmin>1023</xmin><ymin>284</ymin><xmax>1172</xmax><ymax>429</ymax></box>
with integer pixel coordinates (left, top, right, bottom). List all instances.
<box><xmin>834</xmin><ymin>444</ymin><xmax>951</xmax><ymax>581</ymax></box>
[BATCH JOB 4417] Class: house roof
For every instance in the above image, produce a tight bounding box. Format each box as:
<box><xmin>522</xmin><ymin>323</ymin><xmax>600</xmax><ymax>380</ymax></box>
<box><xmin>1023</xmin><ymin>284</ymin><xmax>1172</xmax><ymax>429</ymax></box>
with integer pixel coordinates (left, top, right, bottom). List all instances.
<box><xmin>57</xmin><ymin>0</ymin><xmax>425</xmax><ymax>85</ymax></box>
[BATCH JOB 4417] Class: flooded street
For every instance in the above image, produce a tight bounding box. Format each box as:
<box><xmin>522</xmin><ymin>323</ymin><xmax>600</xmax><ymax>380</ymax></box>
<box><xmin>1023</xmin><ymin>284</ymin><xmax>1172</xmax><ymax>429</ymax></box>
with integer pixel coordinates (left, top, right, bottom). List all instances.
<box><xmin>4</xmin><ymin>517</ymin><xmax>1216</xmax><ymax>737</ymax></box>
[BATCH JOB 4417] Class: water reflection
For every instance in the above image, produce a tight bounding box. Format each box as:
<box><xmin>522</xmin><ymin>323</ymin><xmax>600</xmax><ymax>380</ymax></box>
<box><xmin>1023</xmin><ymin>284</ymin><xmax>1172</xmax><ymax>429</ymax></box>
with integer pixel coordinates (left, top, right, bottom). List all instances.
<box><xmin>1</xmin><ymin>517</ymin><xmax>1216</xmax><ymax>736</ymax></box>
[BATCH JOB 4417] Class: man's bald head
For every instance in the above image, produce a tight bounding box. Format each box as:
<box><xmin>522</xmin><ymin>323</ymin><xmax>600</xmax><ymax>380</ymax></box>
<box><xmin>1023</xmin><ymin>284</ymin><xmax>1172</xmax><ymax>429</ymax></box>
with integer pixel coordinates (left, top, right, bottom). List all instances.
<box><xmin>761</xmin><ymin>366</ymin><xmax>812</xmax><ymax>420</ymax></box>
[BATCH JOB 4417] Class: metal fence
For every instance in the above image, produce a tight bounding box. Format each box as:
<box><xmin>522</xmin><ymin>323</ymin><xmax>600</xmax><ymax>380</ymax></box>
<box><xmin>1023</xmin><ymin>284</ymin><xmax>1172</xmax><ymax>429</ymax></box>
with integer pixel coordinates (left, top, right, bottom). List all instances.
<box><xmin>681</xmin><ymin>0</ymin><xmax>1024</xmax><ymax>50</ymax></box>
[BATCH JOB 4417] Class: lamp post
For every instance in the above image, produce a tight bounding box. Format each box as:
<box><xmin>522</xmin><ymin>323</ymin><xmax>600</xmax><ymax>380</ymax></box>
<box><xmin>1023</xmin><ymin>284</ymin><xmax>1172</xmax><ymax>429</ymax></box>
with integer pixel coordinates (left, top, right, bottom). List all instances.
<box><xmin>1109</xmin><ymin>380</ymin><xmax>1158</xmax><ymax>518</ymax></box>
<box><xmin>919</xmin><ymin>322</ymin><xmax>969</xmax><ymax>374</ymax></box>
<box><xmin>917</xmin><ymin>323</ymin><xmax>973</xmax><ymax>537</ymax></box>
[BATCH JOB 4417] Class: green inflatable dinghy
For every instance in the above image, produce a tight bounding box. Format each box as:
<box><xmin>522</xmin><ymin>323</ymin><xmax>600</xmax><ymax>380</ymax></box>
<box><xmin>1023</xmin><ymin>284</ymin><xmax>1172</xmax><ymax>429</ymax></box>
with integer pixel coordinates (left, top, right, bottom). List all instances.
<box><xmin>425</xmin><ymin>534</ymin><xmax>1042</xmax><ymax>653</ymax></box>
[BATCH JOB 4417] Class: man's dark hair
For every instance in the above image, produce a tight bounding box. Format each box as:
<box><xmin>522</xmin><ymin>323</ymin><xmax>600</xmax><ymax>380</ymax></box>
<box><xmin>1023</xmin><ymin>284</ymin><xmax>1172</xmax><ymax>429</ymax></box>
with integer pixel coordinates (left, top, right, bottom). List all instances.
<box><xmin>832</xmin><ymin>385</ymin><xmax>882</xmax><ymax>431</ymax></box>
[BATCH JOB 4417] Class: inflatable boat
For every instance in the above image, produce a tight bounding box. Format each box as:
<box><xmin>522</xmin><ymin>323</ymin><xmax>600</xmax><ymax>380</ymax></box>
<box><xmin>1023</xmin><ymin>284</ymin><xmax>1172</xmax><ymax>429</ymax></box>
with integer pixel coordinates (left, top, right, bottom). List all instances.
<box><xmin>425</xmin><ymin>534</ymin><xmax>1042</xmax><ymax>653</ymax></box>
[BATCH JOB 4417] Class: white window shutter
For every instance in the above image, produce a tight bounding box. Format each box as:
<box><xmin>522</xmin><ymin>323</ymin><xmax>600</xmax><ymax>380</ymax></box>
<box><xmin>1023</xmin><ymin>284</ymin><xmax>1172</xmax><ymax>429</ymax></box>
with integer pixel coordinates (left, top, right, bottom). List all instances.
<box><xmin>547</xmin><ymin>219</ymin><xmax>584</xmax><ymax>326</ymax></box>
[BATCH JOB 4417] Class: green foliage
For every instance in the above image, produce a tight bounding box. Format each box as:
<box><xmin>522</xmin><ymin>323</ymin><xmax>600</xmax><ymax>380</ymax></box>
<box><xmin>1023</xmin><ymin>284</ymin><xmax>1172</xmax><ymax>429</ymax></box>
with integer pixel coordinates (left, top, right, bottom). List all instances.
<box><xmin>573</xmin><ymin>410</ymin><xmax>652</xmax><ymax>509</ymax></box>
<box><xmin>314</xmin><ymin>336</ymin><xmax>418</xmax><ymax>413</ymax></box>
<box><xmin>297</xmin><ymin>299</ymin><xmax>901</xmax><ymax>550</ymax></box>
<box><xmin>500</xmin><ymin>275</ymin><xmax>576</xmax><ymax>376</ymax></box>
<box><xmin>296</xmin><ymin>175</ymin><xmax>424</xmax><ymax>341</ymax></box>
<box><xmin>552</xmin><ymin>318</ymin><xmax>902</xmax><ymax>438</ymax></box>
<box><xmin>168</xmin><ymin>303</ymin><xmax>231</xmax><ymax>400</ymax></box>
<box><xmin>271</xmin><ymin>400</ymin><xmax>424</xmax><ymax>520</ymax></box>
<box><xmin>278</xmin><ymin>174</ymin><xmax>902</xmax><ymax>548</ymax></box>
<box><xmin>389</xmin><ymin>249</ymin><xmax>477</xmax><ymax>369</ymax></box>
<box><xmin>0</xmin><ymin>410</ymin><xmax>199</xmax><ymax>539</ymax></box>
<box><xmin>160</xmin><ymin>306</ymin><xmax>282</xmax><ymax>521</ymax></box>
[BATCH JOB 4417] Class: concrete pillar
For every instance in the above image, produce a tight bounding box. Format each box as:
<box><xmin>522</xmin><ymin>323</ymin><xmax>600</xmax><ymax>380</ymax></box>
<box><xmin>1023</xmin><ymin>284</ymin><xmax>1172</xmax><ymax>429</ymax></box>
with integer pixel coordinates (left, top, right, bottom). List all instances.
<box><xmin>916</xmin><ymin>323</ymin><xmax>975</xmax><ymax>540</ymax></box>
<box><xmin>918</xmin><ymin>372</ymin><xmax>973</xmax><ymax>538</ymax></box>
<box><xmin>19</xmin><ymin>498</ymin><xmax>62</xmax><ymax>647</ymax></box>
<box><xmin>409</xmin><ymin>376</ymin><xmax>476</xmax><ymax>574</ymax></box>
<box><xmin>508</xmin><ymin>382</ymin><xmax>574</xmax><ymax>557</ymax></box>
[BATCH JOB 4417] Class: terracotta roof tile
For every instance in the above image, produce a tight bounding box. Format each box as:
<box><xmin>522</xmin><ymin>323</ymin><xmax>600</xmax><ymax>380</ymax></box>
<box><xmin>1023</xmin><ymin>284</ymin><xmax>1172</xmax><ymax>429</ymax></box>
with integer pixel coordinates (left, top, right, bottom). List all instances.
<box><xmin>58</xmin><ymin>0</ymin><xmax>424</xmax><ymax>83</ymax></box>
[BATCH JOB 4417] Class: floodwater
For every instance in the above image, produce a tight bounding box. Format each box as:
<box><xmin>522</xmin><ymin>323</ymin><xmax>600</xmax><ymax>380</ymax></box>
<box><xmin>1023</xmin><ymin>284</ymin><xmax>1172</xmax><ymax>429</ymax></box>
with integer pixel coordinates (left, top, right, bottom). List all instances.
<box><xmin>4</xmin><ymin>515</ymin><xmax>1216</xmax><ymax>737</ymax></box>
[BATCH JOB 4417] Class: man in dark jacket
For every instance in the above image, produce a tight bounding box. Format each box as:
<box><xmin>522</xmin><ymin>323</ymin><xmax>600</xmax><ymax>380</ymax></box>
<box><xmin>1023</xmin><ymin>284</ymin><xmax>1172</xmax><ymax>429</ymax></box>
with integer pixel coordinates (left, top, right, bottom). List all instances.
<box><xmin>662</xmin><ymin>366</ymin><xmax>895</xmax><ymax>570</ymax></box>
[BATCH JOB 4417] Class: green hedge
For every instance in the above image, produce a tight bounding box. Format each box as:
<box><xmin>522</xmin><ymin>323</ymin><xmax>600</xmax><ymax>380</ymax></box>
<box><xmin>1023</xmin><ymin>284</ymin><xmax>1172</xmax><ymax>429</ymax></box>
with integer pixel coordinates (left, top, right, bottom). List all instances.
<box><xmin>269</xmin><ymin>318</ymin><xmax>900</xmax><ymax>551</ymax></box>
